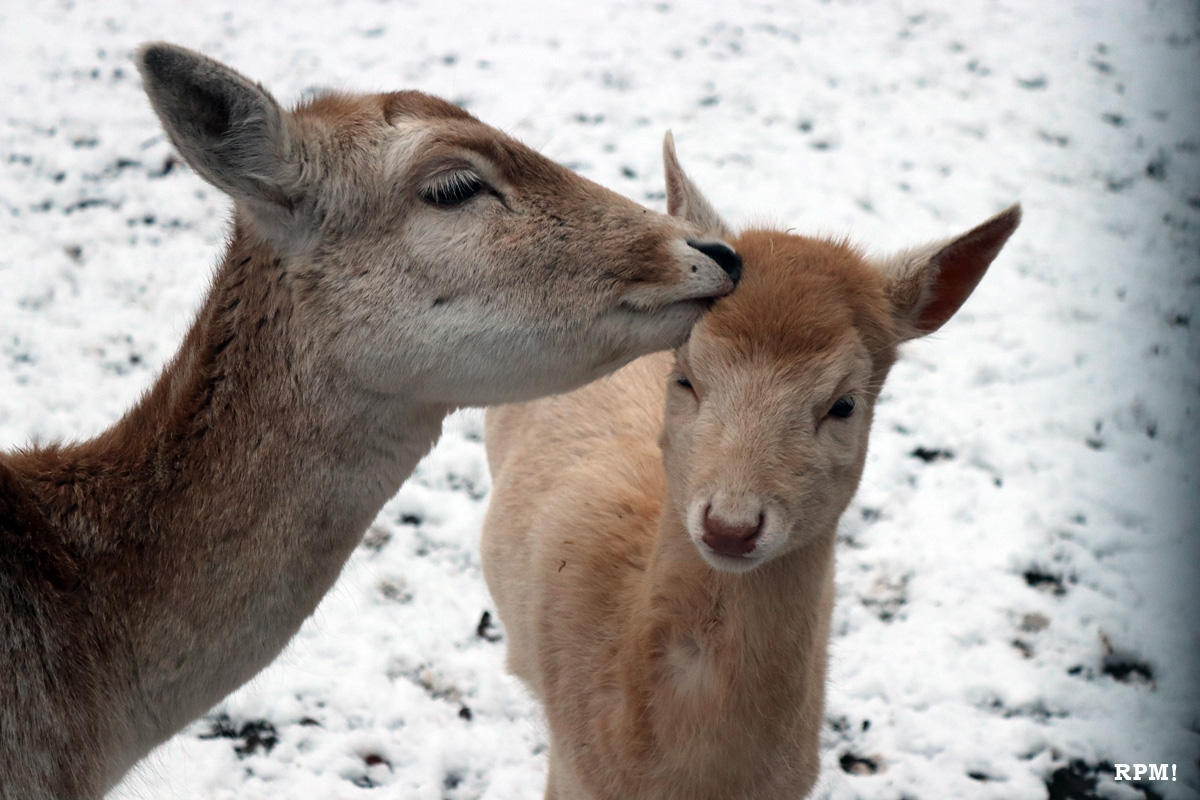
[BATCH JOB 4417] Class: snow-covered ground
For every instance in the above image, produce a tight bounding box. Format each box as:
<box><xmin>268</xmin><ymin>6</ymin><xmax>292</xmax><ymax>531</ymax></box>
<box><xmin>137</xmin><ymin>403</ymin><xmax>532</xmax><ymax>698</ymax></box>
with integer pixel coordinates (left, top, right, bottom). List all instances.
<box><xmin>2</xmin><ymin>1</ymin><xmax>1197</xmax><ymax>797</ymax></box>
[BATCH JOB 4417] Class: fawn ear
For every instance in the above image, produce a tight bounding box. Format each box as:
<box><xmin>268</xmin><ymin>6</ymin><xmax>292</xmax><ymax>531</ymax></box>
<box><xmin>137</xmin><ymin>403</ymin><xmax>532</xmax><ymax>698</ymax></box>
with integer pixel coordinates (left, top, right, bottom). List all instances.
<box><xmin>875</xmin><ymin>204</ymin><xmax>1021</xmax><ymax>340</ymax></box>
<box><xmin>662</xmin><ymin>132</ymin><xmax>732</xmax><ymax>240</ymax></box>
<box><xmin>136</xmin><ymin>43</ymin><xmax>301</xmax><ymax>213</ymax></box>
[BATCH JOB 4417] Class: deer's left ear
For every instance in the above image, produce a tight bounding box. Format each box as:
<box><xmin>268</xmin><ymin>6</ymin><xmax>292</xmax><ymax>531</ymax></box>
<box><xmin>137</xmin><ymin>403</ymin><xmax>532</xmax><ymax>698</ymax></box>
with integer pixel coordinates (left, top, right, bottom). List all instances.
<box><xmin>662</xmin><ymin>132</ymin><xmax>732</xmax><ymax>240</ymax></box>
<box><xmin>875</xmin><ymin>204</ymin><xmax>1022</xmax><ymax>340</ymax></box>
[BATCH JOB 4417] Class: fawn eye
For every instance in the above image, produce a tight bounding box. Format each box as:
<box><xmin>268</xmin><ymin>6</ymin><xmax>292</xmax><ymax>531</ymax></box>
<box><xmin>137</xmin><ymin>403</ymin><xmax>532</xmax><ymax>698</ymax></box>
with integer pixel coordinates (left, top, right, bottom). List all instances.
<box><xmin>421</xmin><ymin>173</ymin><xmax>485</xmax><ymax>207</ymax></box>
<box><xmin>675</xmin><ymin>375</ymin><xmax>694</xmax><ymax>392</ymax></box>
<box><xmin>828</xmin><ymin>395</ymin><xmax>856</xmax><ymax>419</ymax></box>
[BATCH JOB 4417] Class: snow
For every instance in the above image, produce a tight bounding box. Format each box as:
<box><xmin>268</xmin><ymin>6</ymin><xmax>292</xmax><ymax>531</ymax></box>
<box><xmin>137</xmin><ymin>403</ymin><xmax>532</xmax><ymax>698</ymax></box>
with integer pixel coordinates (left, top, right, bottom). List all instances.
<box><xmin>1</xmin><ymin>0</ymin><xmax>1197</xmax><ymax>798</ymax></box>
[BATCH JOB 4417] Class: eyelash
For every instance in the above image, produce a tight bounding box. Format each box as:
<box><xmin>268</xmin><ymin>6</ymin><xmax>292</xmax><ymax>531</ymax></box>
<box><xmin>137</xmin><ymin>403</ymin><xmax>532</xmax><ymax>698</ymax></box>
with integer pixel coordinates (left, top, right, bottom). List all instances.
<box><xmin>828</xmin><ymin>395</ymin><xmax>856</xmax><ymax>419</ymax></box>
<box><xmin>420</xmin><ymin>173</ymin><xmax>485</xmax><ymax>207</ymax></box>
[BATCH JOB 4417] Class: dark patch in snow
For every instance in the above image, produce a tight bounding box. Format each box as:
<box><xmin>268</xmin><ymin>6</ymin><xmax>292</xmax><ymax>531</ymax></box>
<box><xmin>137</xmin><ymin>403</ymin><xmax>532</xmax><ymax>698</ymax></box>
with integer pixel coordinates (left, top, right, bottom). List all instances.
<box><xmin>910</xmin><ymin>446</ymin><xmax>953</xmax><ymax>463</ymax></box>
<box><xmin>985</xmin><ymin>696</ymin><xmax>1066</xmax><ymax>721</ymax></box>
<box><xmin>1104</xmin><ymin>175</ymin><xmax>1133</xmax><ymax>193</ymax></box>
<box><xmin>862</xmin><ymin>573</ymin><xmax>908</xmax><ymax>621</ymax></box>
<box><xmin>64</xmin><ymin>197</ymin><xmax>117</xmax><ymax>214</ymax></box>
<box><xmin>1023</xmin><ymin>568</ymin><xmax>1067</xmax><ymax>595</ymax></box>
<box><xmin>1102</xmin><ymin>655</ymin><xmax>1153</xmax><ymax>684</ymax></box>
<box><xmin>840</xmin><ymin>752</ymin><xmax>882</xmax><ymax>775</ymax></box>
<box><xmin>446</xmin><ymin>472</ymin><xmax>487</xmax><ymax>500</ymax></box>
<box><xmin>1019</xmin><ymin>612</ymin><xmax>1050</xmax><ymax>632</ymax></box>
<box><xmin>148</xmin><ymin>155</ymin><xmax>178</xmax><ymax>178</ymax></box>
<box><xmin>1145</xmin><ymin>150</ymin><xmax>1168</xmax><ymax>180</ymax></box>
<box><xmin>1046</xmin><ymin>760</ymin><xmax>1165</xmax><ymax>800</ymax></box>
<box><xmin>1037</xmin><ymin>130</ymin><xmax>1070</xmax><ymax>147</ymax></box>
<box><xmin>361</xmin><ymin>526</ymin><xmax>391</xmax><ymax>551</ymax></box>
<box><xmin>1099</xmin><ymin>635</ymin><xmax>1155</xmax><ymax>686</ymax></box>
<box><xmin>379</xmin><ymin>579</ymin><xmax>412</xmax><ymax>603</ymax></box>
<box><xmin>1046</xmin><ymin>760</ymin><xmax>1097</xmax><ymax>800</ymax></box>
<box><xmin>1101</xmin><ymin>112</ymin><xmax>1127</xmax><ymax>127</ymax></box>
<box><xmin>1016</xmin><ymin>75</ymin><xmax>1048</xmax><ymax>90</ymax></box>
<box><xmin>477</xmin><ymin>610</ymin><xmax>502</xmax><ymax>642</ymax></box>
<box><xmin>198</xmin><ymin>714</ymin><xmax>278</xmax><ymax>758</ymax></box>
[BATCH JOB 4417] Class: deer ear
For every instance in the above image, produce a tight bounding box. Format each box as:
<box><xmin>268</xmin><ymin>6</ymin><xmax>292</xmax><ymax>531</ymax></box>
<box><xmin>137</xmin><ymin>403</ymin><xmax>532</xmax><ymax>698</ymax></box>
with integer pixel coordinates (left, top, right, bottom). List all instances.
<box><xmin>875</xmin><ymin>204</ymin><xmax>1021</xmax><ymax>340</ymax></box>
<box><xmin>662</xmin><ymin>132</ymin><xmax>732</xmax><ymax>239</ymax></box>
<box><xmin>136</xmin><ymin>43</ymin><xmax>300</xmax><ymax>211</ymax></box>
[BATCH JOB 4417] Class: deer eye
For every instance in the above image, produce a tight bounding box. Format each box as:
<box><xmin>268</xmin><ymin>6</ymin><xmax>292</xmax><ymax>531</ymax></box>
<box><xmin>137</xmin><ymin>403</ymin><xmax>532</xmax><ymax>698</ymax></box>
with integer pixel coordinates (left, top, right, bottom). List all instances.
<box><xmin>828</xmin><ymin>395</ymin><xmax>856</xmax><ymax>419</ymax></box>
<box><xmin>420</xmin><ymin>172</ymin><xmax>485</xmax><ymax>207</ymax></box>
<box><xmin>673</xmin><ymin>375</ymin><xmax>695</xmax><ymax>393</ymax></box>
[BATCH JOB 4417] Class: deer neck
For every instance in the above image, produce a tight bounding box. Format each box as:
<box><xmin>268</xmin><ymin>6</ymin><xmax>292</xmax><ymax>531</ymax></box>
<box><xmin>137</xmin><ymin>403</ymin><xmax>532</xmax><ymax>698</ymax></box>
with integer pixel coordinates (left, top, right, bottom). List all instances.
<box><xmin>646</xmin><ymin>502</ymin><xmax>835</xmax><ymax>653</ymax></box>
<box><xmin>634</xmin><ymin>495</ymin><xmax>836</xmax><ymax>744</ymax></box>
<box><xmin>53</xmin><ymin>219</ymin><xmax>448</xmax><ymax>758</ymax></box>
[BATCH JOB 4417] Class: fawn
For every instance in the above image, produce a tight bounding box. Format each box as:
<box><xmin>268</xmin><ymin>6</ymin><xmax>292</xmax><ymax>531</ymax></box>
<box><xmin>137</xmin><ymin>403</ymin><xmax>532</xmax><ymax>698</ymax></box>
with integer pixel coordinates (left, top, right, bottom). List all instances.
<box><xmin>482</xmin><ymin>133</ymin><xmax>1020</xmax><ymax>799</ymax></box>
<box><xmin>0</xmin><ymin>46</ymin><xmax>741</xmax><ymax>799</ymax></box>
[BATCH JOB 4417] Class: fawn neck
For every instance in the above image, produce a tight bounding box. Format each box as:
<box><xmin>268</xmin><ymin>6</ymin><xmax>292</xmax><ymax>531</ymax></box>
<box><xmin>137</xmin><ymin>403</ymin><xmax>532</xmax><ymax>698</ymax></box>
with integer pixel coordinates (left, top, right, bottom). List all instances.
<box><xmin>645</xmin><ymin>497</ymin><xmax>835</xmax><ymax>669</ymax></box>
<box><xmin>34</xmin><ymin>219</ymin><xmax>448</xmax><ymax>755</ymax></box>
<box><xmin>622</xmin><ymin>492</ymin><xmax>834</xmax><ymax>773</ymax></box>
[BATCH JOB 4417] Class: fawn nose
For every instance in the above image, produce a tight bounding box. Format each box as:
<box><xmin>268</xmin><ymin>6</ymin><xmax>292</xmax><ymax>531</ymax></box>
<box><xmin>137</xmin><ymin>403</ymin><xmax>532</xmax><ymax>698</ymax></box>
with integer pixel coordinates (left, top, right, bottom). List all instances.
<box><xmin>687</xmin><ymin>240</ymin><xmax>742</xmax><ymax>285</ymax></box>
<box><xmin>701</xmin><ymin>504</ymin><xmax>762</xmax><ymax>557</ymax></box>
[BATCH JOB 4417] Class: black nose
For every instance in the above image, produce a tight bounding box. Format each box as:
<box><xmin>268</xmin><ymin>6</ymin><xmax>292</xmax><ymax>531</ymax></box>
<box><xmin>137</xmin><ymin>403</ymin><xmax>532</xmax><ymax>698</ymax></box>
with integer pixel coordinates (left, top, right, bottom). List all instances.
<box><xmin>687</xmin><ymin>239</ymin><xmax>742</xmax><ymax>285</ymax></box>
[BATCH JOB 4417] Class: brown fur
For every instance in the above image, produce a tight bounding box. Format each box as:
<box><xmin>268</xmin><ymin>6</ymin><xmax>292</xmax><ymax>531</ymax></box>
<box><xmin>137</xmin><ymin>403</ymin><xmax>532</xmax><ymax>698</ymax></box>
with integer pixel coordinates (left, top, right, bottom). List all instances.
<box><xmin>0</xmin><ymin>47</ymin><xmax>741</xmax><ymax>799</ymax></box>
<box><xmin>481</xmin><ymin>140</ymin><xmax>1020</xmax><ymax>799</ymax></box>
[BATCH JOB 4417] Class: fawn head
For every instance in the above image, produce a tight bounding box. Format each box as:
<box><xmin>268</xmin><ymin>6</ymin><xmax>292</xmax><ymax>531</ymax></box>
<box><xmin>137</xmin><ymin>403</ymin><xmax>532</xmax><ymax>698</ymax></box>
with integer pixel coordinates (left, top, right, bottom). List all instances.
<box><xmin>135</xmin><ymin>44</ymin><xmax>741</xmax><ymax>407</ymax></box>
<box><xmin>659</xmin><ymin>135</ymin><xmax>1020</xmax><ymax>572</ymax></box>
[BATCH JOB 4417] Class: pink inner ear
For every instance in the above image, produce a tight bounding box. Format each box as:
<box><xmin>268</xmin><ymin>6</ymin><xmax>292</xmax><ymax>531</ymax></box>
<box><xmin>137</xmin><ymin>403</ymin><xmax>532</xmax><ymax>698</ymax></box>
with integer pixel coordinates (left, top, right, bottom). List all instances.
<box><xmin>916</xmin><ymin>206</ymin><xmax>1021</xmax><ymax>333</ymax></box>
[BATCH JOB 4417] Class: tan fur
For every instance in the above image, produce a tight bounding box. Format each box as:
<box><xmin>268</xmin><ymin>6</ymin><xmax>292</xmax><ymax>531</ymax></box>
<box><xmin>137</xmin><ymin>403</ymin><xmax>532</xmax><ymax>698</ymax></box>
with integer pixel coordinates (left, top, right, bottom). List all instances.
<box><xmin>0</xmin><ymin>47</ymin><xmax>742</xmax><ymax>800</ymax></box>
<box><xmin>481</xmin><ymin>137</ymin><xmax>1020</xmax><ymax>799</ymax></box>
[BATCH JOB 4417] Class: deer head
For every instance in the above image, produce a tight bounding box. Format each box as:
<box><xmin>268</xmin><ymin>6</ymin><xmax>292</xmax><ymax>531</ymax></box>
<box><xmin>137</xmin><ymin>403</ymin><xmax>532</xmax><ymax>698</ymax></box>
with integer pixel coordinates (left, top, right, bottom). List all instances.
<box><xmin>136</xmin><ymin>44</ymin><xmax>742</xmax><ymax>409</ymax></box>
<box><xmin>659</xmin><ymin>134</ymin><xmax>1020</xmax><ymax>572</ymax></box>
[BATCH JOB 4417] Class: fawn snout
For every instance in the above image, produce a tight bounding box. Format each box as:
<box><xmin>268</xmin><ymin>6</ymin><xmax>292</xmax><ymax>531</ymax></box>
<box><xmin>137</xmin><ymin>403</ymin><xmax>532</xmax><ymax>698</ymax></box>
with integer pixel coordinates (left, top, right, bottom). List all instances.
<box><xmin>701</xmin><ymin>503</ymin><xmax>762</xmax><ymax>556</ymax></box>
<box><xmin>688</xmin><ymin>491</ymin><xmax>784</xmax><ymax>571</ymax></box>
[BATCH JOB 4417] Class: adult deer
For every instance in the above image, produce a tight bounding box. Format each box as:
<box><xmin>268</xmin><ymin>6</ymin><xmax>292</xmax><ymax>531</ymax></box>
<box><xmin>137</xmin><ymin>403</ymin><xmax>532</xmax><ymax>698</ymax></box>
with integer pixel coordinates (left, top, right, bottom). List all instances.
<box><xmin>482</xmin><ymin>134</ymin><xmax>1020</xmax><ymax>799</ymax></box>
<box><xmin>0</xmin><ymin>46</ymin><xmax>741</xmax><ymax>799</ymax></box>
